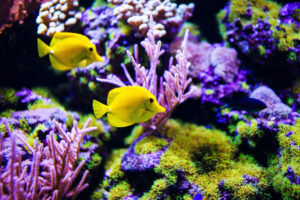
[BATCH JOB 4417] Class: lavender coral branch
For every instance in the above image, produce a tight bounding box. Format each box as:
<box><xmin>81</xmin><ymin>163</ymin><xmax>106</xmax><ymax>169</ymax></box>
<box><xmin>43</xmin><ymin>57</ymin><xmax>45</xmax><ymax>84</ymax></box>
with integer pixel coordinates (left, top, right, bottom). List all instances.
<box><xmin>97</xmin><ymin>16</ymin><xmax>194</xmax><ymax>131</ymax></box>
<box><xmin>0</xmin><ymin>119</ymin><xmax>97</xmax><ymax>199</ymax></box>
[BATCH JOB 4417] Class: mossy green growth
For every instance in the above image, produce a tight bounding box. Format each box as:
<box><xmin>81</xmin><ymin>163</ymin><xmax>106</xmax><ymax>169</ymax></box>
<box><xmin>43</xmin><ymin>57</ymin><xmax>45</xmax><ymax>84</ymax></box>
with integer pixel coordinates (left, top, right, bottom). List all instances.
<box><xmin>94</xmin><ymin>149</ymin><xmax>130</xmax><ymax>199</ymax></box>
<box><xmin>0</xmin><ymin>109</ymin><xmax>14</xmax><ymax>118</ymax></box>
<box><xmin>134</xmin><ymin>135</ymin><xmax>169</xmax><ymax>155</ymax></box>
<box><xmin>108</xmin><ymin>180</ymin><xmax>132</xmax><ymax>200</ymax></box>
<box><xmin>27</xmin><ymin>123</ymin><xmax>46</xmax><ymax>147</ymax></box>
<box><xmin>141</xmin><ymin>178</ymin><xmax>169</xmax><ymax>200</ymax></box>
<box><xmin>0</xmin><ymin>88</ymin><xmax>18</xmax><ymax>106</ymax></box>
<box><xmin>217</xmin><ymin>0</ymin><xmax>299</xmax><ymax>59</ymax></box>
<box><xmin>268</xmin><ymin>121</ymin><xmax>300</xmax><ymax>199</ymax></box>
<box><xmin>125</xmin><ymin>125</ymin><xmax>144</xmax><ymax>145</ymax></box>
<box><xmin>27</xmin><ymin>88</ymin><xmax>61</xmax><ymax>110</ymax></box>
<box><xmin>85</xmin><ymin>153</ymin><xmax>102</xmax><ymax>170</ymax></box>
<box><xmin>154</xmin><ymin>120</ymin><xmax>270</xmax><ymax>199</ymax></box>
<box><xmin>234</xmin><ymin>119</ymin><xmax>263</xmax><ymax>147</ymax></box>
<box><xmin>96</xmin><ymin>119</ymin><xmax>271</xmax><ymax>199</ymax></box>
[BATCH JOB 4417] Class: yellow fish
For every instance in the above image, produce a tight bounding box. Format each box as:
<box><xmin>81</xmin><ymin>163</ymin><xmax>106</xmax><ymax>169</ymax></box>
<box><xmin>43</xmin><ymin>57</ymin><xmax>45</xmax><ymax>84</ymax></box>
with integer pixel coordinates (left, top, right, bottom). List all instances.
<box><xmin>93</xmin><ymin>86</ymin><xmax>166</xmax><ymax>127</ymax></box>
<box><xmin>37</xmin><ymin>32</ymin><xmax>103</xmax><ymax>70</ymax></box>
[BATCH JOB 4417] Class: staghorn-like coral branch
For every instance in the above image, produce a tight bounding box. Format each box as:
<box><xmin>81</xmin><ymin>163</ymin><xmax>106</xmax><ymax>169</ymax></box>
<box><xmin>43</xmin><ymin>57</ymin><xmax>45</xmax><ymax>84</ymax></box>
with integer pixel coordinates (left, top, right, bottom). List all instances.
<box><xmin>0</xmin><ymin>118</ymin><xmax>97</xmax><ymax>199</ymax></box>
<box><xmin>97</xmin><ymin>16</ymin><xmax>194</xmax><ymax>131</ymax></box>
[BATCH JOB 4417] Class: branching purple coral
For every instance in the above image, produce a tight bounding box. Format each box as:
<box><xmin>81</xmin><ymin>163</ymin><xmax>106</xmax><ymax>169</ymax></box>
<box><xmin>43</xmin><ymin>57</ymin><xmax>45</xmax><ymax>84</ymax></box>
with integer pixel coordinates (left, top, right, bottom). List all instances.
<box><xmin>97</xmin><ymin>16</ymin><xmax>195</xmax><ymax>131</ymax></box>
<box><xmin>15</xmin><ymin>88</ymin><xmax>51</xmax><ymax>104</ymax></box>
<box><xmin>0</xmin><ymin>119</ymin><xmax>97</xmax><ymax>199</ymax></box>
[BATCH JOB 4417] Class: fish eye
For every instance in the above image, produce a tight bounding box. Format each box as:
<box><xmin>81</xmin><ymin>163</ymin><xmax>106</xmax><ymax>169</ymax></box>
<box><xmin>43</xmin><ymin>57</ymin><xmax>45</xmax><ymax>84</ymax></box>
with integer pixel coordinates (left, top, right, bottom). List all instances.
<box><xmin>149</xmin><ymin>98</ymin><xmax>154</xmax><ymax>103</ymax></box>
<box><xmin>89</xmin><ymin>47</ymin><xmax>93</xmax><ymax>52</ymax></box>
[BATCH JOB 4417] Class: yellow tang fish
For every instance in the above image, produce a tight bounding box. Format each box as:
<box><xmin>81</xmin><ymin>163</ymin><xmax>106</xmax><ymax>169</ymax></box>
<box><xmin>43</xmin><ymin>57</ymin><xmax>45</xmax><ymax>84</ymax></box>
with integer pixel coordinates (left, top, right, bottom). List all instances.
<box><xmin>93</xmin><ymin>86</ymin><xmax>166</xmax><ymax>127</ymax></box>
<box><xmin>37</xmin><ymin>32</ymin><xmax>103</xmax><ymax>70</ymax></box>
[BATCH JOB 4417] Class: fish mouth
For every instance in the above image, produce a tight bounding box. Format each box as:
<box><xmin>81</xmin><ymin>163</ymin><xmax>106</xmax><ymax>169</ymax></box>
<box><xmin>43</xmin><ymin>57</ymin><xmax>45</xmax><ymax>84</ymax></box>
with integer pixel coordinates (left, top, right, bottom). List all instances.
<box><xmin>95</xmin><ymin>54</ymin><xmax>103</xmax><ymax>62</ymax></box>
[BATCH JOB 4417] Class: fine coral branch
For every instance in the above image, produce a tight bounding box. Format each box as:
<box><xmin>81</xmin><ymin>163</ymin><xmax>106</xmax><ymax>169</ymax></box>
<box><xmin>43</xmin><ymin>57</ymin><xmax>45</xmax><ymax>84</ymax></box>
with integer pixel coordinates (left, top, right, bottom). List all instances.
<box><xmin>98</xmin><ymin>16</ymin><xmax>193</xmax><ymax>132</ymax></box>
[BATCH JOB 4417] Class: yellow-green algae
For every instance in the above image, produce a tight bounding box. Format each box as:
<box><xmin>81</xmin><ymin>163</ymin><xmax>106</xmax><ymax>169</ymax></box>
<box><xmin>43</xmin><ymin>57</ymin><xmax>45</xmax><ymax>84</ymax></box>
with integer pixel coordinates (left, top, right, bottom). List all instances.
<box><xmin>92</xmin><ymin>149</ymin><xmax>131</xmax><ymax>200</ymax></box>
<box><xmin>217</xmin><ymin>0</ymin><xmax>299</xmax><ymax>56</ymax></box>
<box><xmin>95</xmin><ymin>119</ymin><xmax>271</xmax><ymax>199</ymax></box>
<box><xmin>234</xmin><ymin>119</ymin><xmax>263</xmax><ymax>147</ymax></box>
<box><xmin>268</xmin><ymin>120</ymin><xmax>300</xmax><ymax>199</ymax></box>
<box><xmin>134</xmin><ymin>135</ymin><xmax>168</xmax><ymax>155</ymax></box>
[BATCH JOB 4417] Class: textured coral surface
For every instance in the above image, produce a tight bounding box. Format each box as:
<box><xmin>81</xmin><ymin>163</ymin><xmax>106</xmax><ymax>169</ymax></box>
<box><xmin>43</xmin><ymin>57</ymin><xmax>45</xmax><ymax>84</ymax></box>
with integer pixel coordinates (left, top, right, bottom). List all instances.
<box><xmin>1</xmin><ymin>0</ymin><xmax>300</xmax><ymax>199</ymax></box>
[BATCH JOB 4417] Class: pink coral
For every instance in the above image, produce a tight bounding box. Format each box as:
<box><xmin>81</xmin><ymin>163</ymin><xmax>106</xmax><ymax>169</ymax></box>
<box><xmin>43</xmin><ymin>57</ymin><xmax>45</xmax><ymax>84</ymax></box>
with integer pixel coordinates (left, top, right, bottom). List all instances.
<box><xmin>97</xmin><ymin>16</ymin><xmax>195</xmax><ymax>131</ymax></box>
<box><xmin>0</xmin><ymin>0</ymin><xmax>48</xmax><ymax>33</ymax></box>
<box><xmin>0</xmin><ymin>119</ymin><xmax>96</xmax><ymax>199</ymax></box>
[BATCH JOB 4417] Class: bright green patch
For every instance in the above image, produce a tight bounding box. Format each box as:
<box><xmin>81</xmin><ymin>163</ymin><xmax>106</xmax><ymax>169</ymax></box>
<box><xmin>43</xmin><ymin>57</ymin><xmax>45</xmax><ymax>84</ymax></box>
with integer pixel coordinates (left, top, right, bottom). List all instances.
<box><xmin>134</xmin><ymin>135</ymin><xmax>169</xmax><ymax>155</ymax></box>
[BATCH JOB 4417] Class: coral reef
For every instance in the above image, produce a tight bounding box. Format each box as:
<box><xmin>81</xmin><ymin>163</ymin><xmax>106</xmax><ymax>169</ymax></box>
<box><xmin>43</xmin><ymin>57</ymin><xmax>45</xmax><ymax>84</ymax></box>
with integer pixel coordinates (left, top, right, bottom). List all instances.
<box><xmin>170</xmin><ymin>37</ymin><xmax>248</xmax><ymax>104</ymax></box>
<box><xmin>36</xmin><ymin>0</ymin><xmax>82</xmax><ymax>36</ymax></box>
<box><xmin>108</xmin><ymin>0</ymin><xmax>194</xmax><ymax>39</ymax></box>
<box><xmin>218</xmin><ymin>0</ymin><xmax>300</xmax><ymax>66</ymax></box>
<box><xmin>0</xmin><ymin>0</ymin><xmax>47</xmax><ymax>33</ymax></box>
<box><xmin>0</xmin><ymin>118</ymin><xmax>96</xmax><ymax>199</ymax></box>
<box><xmin>98</xmin><ymin>16</ymin><xmax>195</xmax><ymax>131</ymax></box>
<box><xmin>81</xmin><ymin>5</ymin><xmax>120</xmax><ymax>54</ymax></box>
<box><xmin>269</xmin><ymin>120</ymin><xmax>300</xmax><ymax>199</ymax></box>
<box><xmin>94</xmin><ymin>120</ymin><xmax>271</xmax><ymax>199</ymax></box>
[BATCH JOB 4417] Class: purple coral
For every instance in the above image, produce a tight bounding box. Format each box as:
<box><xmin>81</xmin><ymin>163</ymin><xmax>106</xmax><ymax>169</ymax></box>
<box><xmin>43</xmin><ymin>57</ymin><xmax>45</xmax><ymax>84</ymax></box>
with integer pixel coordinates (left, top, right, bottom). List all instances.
<box><xmin>219</xmin><ymin>1</ymin><xmax>300</xmax><ymax>65</ymax></box>
<box><xmin>284</xmin><ymin>166</ymin><xmax>300</xmax><ymax>185</ymax></box>
<box><xmin>250</xmin><ymin>86</ymin><xmax>294</xmax><ymax>120</ymax></box>
<box><xmin>0</xmin><ymin>119</ymin><xmax>97</xmax><ymax>199</ymax></box>
<box><xmin>81</xmin><ymin>6</ymin><xmax>120</xmax><ymax>53</ymax></box>
<box><xmin>15</xmin><ymin>88</ymin><xmax>51</xmax><ymax>104</ymax></box>
<box><xmin>279</xmin><ymin>3</ymin><xmax>300</xmax><ymax>27</ymax></box>
<box><xmin>121</xmin><ymin>134</ymin><xmax>170</xmax><ymax>171</ymax></box>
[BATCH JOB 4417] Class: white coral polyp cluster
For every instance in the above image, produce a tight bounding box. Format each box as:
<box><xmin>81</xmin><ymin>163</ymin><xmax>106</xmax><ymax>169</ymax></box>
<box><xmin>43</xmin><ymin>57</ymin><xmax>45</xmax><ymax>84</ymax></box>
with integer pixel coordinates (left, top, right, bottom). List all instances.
<box><xmin>109</xmin><ymin>0</ymin><xmax>194</xmax><ymax>38</ymax></box>
<box><xmin>36</xmin><ymin>0</ymin><xmax>82</xmax><ymax>36</ymax></box>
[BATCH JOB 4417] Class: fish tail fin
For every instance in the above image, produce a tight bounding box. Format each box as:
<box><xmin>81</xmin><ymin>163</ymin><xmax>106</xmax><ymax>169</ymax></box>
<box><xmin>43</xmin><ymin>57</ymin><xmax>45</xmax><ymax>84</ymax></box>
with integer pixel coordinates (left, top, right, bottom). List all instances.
<box><xmin>37</xmin><ymin>38</ymin><xmax>50</xmax><ymax>57</ymax></box>
<box><xmin>93</xmin><ymin>100</ymin><xmax>109</xmax><ymax>118</ymax></box>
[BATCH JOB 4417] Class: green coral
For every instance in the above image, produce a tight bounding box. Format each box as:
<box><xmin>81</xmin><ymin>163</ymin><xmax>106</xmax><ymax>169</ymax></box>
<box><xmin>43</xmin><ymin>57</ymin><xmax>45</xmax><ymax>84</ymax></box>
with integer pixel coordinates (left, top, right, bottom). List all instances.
<box><xmin>96</xmin><ymin>119</ymin><xmax>271</xmax><ymax>199</ymax></box>
<box><xmin>141</xmin><ymin>178</ymin><xmax>169</xmax><ymax>200</ymax></box>
<box><xmin>235</xmin><ymin>119</ymin><xmax>263</xmax><ymax>147</ymax></box>
<box><xmin>268</xmin><ymin>120</ymin><xmax>300</xmax><ymax>199</ymax></box>
<box><xmin>134</xmin><ymin>135</ymin><xmax>169</xmax><ymax>155</ymax></box>
<box><xmin>0</xmin><ymin>88</ymin><xmax>18</xmax><ymax>106</ymax></box>
<box><xmin>108</xmin><ymin>181</ymin><xmax>132</xmax><ymax>200</ymax></box>
<box><xmin>217</xmin><ymin>0</ymin><xmax>299</xmax><ymax>61</ymax></box>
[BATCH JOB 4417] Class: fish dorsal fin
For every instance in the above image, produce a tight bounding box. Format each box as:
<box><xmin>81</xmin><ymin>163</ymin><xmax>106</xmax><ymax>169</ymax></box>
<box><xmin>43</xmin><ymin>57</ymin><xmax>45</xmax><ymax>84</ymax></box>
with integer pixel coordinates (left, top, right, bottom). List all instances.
<box><xmin>107</xmin><ymin>86</ymin><xmax>130</xmax><ymax>105</ymax></box>
<box><xmin>107</xmin><ymin>113</ymin><xmax>134</xmax><ymax>127</ymax></box>
<box><xmin>51</xmin><ymin>32</ymin><xmax>88</xmax><ymax>47</ymax></box>
<box><xmin>107</xmin><ymin>86</ymin><xmax>145</xmax><ymax>105</ymax></box>
<box><xmin>107</xmin><ymin>87</ymin><xmax>127</xmax><ymax>105</ymax></box>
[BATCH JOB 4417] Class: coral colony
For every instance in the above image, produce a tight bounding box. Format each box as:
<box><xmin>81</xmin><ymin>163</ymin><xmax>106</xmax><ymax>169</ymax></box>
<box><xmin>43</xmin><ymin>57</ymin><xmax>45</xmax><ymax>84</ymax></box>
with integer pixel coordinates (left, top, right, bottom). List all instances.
<box><xmin>1</xmin><ymin>0</ymin><xmax>300</xmax><ymax>199</ymax></box>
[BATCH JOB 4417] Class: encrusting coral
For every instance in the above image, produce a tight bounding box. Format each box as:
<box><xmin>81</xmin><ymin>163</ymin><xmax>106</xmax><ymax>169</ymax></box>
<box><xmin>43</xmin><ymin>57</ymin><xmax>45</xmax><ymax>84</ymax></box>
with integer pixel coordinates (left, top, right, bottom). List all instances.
<box><xmin>108</xmin><ymin>0</ymin><xmax>195</xmax><ymax>39</ymax></box>
<box><xmin>36</xmin><ymin>0</ymin><xmax>82</xmax><ymax>36</ymax></box>
<box><xmin>94</xmin><ymin>119</ymin><xmax>272</xmax><ymax>199</ymax></box>
<box><xmin>0</xmin><ymin>118</ymin><xmax>96</xmax><ymax>199</ymax></box>
<box><xmin>268</xmin><ymin>120</ymin><xmax>300</xmax><ymax>200</ymax></box>
<box><xmin>218</xmin><ymin>0</ymin><xmax>300</xmax><ymax>66</ymax></box>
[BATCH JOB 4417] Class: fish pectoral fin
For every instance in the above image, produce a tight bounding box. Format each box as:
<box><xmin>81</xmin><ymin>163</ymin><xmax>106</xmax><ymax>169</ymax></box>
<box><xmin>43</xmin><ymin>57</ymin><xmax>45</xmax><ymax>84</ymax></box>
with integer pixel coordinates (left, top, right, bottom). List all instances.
<box><xmin>78</xmin><ymin>59</ymin><xmax>94</xmax><ymax>68</ymax></box>
<box><xmin>49</xmin><ymin>55</ymin><xmax>73</xmax><ymax>70</ymax></box>
<box><xmin>107</xmin><ymin>113</ymin><xmax>134</xmax><ymax>127</ymax></box>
